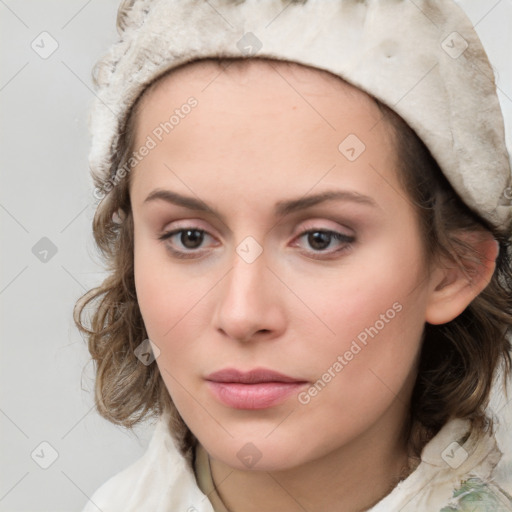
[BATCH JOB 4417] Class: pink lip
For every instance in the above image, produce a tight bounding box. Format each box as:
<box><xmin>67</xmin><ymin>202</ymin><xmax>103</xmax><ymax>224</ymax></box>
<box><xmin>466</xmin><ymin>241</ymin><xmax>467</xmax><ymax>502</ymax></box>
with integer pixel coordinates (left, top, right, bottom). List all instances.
<box><xmin>205</xmin><ymin>368</ymin><xmax>308</xmax><ymax>410</ymax></box>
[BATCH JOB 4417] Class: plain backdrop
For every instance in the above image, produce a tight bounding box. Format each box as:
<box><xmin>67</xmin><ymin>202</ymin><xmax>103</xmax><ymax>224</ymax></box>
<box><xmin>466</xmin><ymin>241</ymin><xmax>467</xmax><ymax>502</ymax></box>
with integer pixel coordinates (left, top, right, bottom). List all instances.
<box><xmin>1</xmin><ymin>1</ymin><xmax>511</xmax><ymax>510</ymax></box>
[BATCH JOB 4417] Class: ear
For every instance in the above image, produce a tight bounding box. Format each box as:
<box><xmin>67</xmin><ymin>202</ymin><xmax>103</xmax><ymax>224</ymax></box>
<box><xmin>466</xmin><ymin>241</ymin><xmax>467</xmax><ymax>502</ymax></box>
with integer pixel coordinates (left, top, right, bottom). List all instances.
<box><xmin>425</xmin><ymin>231</ymin><xmax>499</xmax><ymax>325</ymax></box>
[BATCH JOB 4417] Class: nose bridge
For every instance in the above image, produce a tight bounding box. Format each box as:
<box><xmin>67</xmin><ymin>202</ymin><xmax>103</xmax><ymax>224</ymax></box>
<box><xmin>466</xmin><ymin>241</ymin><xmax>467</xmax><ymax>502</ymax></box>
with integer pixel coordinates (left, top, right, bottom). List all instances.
<box><xmin>224</xmin><ymin>243</ymin><xmax>268</xmax><ymax>312</ymax></box>
<box><xmin>225</xmin><ymin>229</ymin><xmax>268</xmax><ymax>297</ymax></box>
<box><xmin>215</xmin><ymin>240</ymin><xmax>279</xmax><ymax>341</ymax></box>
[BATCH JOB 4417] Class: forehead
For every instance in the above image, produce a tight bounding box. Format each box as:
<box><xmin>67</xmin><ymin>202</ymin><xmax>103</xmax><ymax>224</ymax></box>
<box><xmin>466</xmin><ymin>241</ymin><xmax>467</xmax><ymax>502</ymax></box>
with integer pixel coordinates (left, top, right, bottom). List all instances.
<box><xmin>128</xmin><ymin>57</ymin><xmax>401</xmax><ymax>217</ymax></box>
<box><xmin>136</xmin><ymin>57</ymin><xmax>379</xmax><ymax>120</ymax></box>
<box><xmin>131</xmin><ymin>57</ymin><xmax>392</xmax><ymax>155</ymax></box>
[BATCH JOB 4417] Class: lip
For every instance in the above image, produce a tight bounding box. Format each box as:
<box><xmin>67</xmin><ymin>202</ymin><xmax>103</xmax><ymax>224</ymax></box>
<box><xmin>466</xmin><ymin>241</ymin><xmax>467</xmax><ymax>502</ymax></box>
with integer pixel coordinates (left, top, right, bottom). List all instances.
<box><xmin>205</xmin><ymin>368</ymin><xmax>308</xmax><ymax>410</ymax></box>
<box><xmin>206</xmin><ymin>368</ymin><xmax>304</xmax><ymax>384</ymax></box>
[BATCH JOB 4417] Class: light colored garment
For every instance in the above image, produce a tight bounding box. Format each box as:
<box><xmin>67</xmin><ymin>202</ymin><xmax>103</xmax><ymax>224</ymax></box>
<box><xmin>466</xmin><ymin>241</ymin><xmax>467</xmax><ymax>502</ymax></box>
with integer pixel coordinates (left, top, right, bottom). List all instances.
<box><xmin>194</xmin><ymin>442</ymin><xmax>229</xmax><ymax>512</ymax></box>
<box><xmin>82</xmin><ymin>413</ymin><xmax>512</xmax><ymax>512</ymax></box>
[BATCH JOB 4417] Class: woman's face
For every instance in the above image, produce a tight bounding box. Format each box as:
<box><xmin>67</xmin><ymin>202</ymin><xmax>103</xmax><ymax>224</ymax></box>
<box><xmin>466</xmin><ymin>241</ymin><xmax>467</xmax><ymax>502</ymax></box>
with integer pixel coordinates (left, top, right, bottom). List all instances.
<box><xmin>130</xmin><ymin>59</ymin><xmax>436</xmax><ymax>471</ymax></box>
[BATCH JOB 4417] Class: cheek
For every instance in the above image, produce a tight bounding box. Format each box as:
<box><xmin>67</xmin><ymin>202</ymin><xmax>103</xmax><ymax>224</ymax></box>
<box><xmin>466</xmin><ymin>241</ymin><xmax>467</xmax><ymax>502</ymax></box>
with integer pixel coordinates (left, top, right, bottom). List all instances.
<box><xmin>293</xmin><ymin>231</ymin><xmax>429</xmax><ymax>398</ymax></box>
<box><xmin>133</xmin><ymin>229</ymin><xmax>218</xmax><ymax>366</ymax></box>
<box><xmin>133</xmin><ymin>226</ymin><xmax>187</xmax><ymax>341</ymax></box>
<box><xmin>134</xmin><ymin>236</ymin><xmax>165</xmax><ymax>335</ymax></box>
<box><xmin>292</xmin><ymin>230</ymin><xmax>427</xmax><ymax>345</ymax></box>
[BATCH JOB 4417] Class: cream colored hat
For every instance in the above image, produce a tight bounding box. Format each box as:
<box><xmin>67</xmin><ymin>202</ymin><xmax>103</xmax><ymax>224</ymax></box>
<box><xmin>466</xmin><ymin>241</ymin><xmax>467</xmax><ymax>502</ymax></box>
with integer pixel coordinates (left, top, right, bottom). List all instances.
<box><xmin>89</xmin><ymin>0</ymin><xmax>512</xmax><ymax>230</ymax></box>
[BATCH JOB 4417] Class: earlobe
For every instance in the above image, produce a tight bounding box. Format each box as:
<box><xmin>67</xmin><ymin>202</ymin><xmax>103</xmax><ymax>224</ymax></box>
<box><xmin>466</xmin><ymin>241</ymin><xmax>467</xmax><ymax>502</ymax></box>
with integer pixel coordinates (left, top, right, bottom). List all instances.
<box><xmin>425</xmin><ymin>235</ymin><xmax>499</xmax><ymax>326</ymax></box>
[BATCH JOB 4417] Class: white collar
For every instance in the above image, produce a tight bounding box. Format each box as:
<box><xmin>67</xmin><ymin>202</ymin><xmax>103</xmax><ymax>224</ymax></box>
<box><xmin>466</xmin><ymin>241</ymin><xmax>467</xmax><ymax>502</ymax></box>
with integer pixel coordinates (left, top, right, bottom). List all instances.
<box><xmin>83</xmin><ymin>414</ymin><xmax>504</xmax><ymax>512</ymax></box>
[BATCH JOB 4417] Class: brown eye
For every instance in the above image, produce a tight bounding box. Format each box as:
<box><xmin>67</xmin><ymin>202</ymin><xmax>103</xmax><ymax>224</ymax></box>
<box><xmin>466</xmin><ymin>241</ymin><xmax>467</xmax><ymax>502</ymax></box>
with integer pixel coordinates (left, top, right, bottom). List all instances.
<box><xmin>307</xmin><ymin>231</ymin><xmax>332</xmax><ymax>251</ymax></box>
<box><xmin>158</xmin><ymin>227</ymin><xmax>216</xmax><ymax>259</ymax></box>
<box><xmin>294</xmin><ymin>229</ymin><xmax>355</xmax><ymax>259</ymax></box>
<box><xmin>177</xmin><ymin>229</ymin><xmax>204</xmax><ymax>249</ymax></box>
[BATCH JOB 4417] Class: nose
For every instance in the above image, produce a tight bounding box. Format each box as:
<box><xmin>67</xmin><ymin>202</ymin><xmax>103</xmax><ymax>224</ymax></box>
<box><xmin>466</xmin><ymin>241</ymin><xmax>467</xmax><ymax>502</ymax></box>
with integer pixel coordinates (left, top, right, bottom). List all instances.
<box><xmin>213</xmin><ymin>246</ymin><xmax>285</xmax><ymax>343</ymax></box>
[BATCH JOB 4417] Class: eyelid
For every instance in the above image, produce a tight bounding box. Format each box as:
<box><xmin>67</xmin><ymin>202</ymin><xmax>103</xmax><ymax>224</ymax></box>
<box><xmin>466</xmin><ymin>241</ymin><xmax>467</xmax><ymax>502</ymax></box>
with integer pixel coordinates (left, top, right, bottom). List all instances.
<box><xmin>158</xmin><ymin>220</ymin><xmax>356</xmax><ymax>261</ymax></box>
<box><xmin>159</xmin><ymin>217</ymin><xmax>353</xmax><ymax>242</ymax></box>
<box><xmin>157</xmin><ymin>227</ymin><xmax>217</xmax><ymax>260</ymax></box>
<box><xmin>291</xmin><ymin>228</ymin><xmax>355</xmax><ymax>258</ymax></box>
<box><xmin>294</xmin><ymin>218</ymin><xmax>355</xmax><ymax>237</ymax></box>
<box><xmin>157</xmin><ymin>225</ymin><xmax>215</xmax><ymax>244</ymax></box>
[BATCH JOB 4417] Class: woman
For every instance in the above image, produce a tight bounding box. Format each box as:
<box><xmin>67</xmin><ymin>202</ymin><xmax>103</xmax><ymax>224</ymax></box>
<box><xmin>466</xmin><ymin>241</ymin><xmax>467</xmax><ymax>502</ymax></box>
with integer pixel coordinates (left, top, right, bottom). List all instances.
<box><xmin>75</xmin><ymin>1</ymin><xmax>512</xmax><ymax>510</ymax></box>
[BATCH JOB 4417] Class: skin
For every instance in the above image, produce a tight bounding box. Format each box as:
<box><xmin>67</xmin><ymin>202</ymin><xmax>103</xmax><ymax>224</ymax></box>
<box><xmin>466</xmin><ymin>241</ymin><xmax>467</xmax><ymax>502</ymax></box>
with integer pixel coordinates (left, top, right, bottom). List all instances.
<box><xmin>128</xmin><ymin>59</ymin><xmax>497</xmax><ymax>512</ymax></box>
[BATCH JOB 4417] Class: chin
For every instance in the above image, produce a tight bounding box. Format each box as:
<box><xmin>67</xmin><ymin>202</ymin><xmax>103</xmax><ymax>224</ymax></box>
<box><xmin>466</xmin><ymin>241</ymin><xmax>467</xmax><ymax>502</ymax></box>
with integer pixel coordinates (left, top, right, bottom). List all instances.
<box><xmin>204</xmin><ymin>435</ymin><xmax>322</xmax><ymax>473</ymax></box>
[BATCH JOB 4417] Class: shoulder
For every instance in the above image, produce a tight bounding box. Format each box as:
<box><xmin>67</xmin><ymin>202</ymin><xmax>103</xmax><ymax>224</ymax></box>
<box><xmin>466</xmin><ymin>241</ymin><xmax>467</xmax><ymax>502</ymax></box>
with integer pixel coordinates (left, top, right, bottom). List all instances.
<box><xmin>439</xmin><ymin>476</ymin><xmax>512</xmax><ymax>512</ymax></box>
<box><xmin>369</xmin><ymin>418</ymin><xmax>512</xmax><ymax>512</ymax></box>
<box><xmin>81</xmin><ymin>455</ymin><xmax>148</xmax><ymax>512</ymax></box>
<box><xmin>81</xmin><ymin>415</ymin><xmax>202</xmax><ymax>512</ymax></box>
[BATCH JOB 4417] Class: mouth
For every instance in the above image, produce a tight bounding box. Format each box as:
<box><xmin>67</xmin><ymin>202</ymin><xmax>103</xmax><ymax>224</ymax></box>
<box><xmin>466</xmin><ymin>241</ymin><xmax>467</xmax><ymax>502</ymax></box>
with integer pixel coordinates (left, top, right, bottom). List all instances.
<box><xmin>205</xmin><ymin>368</ymin><xmax>309</xmax><ymax>410</ymax></box>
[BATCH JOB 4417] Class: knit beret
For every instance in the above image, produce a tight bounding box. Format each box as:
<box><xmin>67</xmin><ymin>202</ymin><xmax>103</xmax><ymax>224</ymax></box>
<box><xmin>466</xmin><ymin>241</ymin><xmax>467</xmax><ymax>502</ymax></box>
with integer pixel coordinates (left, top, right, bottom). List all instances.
<box><xmin>89</xmin><ymin>0</ymin><xmax>512</xmax><ymax>231</ymax></box>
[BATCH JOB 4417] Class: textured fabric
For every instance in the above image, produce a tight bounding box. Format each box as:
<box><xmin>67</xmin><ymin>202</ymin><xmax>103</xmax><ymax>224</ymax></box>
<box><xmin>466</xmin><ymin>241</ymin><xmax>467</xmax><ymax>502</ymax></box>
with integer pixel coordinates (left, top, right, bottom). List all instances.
<box><xmin>88</xmin><ymin>0</ymin><xmax>512</xmax><ymax>230</ymax></box>
<box><xmin>81</xmin><ymin>412</ymin><xmax>512</xmax><ymax>512</ymax></box>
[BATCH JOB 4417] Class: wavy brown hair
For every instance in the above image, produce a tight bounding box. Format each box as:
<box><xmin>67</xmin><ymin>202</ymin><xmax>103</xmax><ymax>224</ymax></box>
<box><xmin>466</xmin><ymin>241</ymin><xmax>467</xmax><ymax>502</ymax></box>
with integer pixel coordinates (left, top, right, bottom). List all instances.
<box><xmin>74</xmin><ymin>55</ymin><xmax>512</xmax><ymax>469</ymax></box>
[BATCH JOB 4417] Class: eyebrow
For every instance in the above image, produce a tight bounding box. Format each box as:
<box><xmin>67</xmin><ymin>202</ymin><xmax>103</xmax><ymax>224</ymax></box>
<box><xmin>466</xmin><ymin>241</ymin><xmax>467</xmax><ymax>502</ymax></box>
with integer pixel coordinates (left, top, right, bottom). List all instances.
<box><xmin>143</xmin><ymin>188</ymin><xmax>378</xmax><ymax>219</ymax></box>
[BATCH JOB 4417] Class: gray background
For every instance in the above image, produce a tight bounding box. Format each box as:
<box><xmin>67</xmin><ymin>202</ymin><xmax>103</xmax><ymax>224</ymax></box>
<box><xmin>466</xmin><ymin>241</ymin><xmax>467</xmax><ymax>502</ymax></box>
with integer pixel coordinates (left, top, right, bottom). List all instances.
<box><xmin>1</xmin><ymin>1</ymin><xmax>511</xmax><ymax>510</ymax></box>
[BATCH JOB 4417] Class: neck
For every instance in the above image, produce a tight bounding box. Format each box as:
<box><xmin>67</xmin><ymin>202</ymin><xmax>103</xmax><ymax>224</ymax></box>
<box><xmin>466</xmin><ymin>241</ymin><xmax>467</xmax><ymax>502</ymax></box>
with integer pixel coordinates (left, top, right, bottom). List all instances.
<box><xmin>208</xmin><ymin>406</ymin><xmax>416</xmax><ymax>512</ymax></box>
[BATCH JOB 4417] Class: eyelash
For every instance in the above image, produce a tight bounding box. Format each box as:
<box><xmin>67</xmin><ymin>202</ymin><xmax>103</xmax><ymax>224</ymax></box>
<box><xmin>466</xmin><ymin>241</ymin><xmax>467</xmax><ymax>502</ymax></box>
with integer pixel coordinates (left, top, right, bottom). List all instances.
<box><xmin>157</xmin><ymin>226</ymin><xmax>355</xmax><ymax>260</ymax></box>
